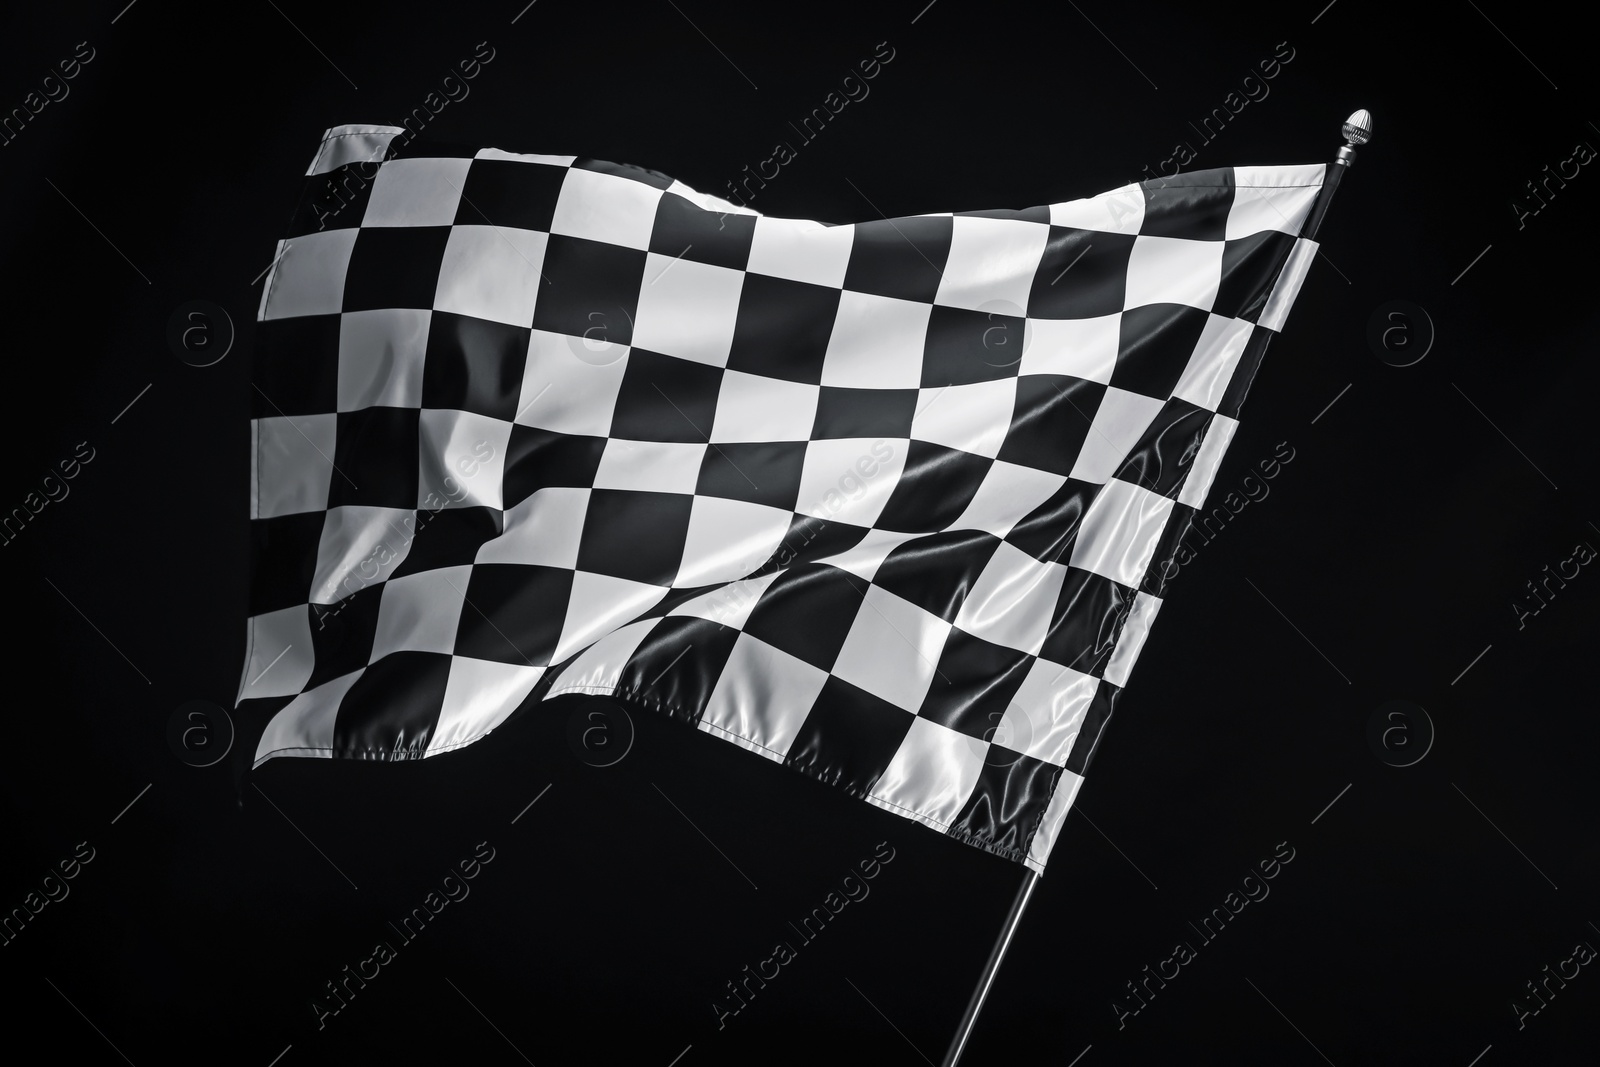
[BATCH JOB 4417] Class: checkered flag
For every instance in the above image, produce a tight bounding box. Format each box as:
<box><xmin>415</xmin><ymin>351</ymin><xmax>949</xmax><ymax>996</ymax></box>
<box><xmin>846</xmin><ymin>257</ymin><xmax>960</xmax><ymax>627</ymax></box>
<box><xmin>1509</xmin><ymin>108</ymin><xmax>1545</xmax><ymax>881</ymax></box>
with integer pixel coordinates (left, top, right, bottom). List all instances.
<box><xmin>238</xmin><ymin>124</ymin><xmax>1325</xmax><ymax>873</ymax></box>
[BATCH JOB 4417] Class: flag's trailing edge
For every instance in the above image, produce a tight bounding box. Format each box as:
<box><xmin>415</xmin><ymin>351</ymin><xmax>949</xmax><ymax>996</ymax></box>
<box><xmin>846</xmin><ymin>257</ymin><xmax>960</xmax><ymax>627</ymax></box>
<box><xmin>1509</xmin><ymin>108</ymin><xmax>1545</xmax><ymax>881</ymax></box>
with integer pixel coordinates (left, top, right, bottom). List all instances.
<box><xmin>239</xmin><ymin>125</ymin><xmax>1325</xmax><ymax>874</ymax></box>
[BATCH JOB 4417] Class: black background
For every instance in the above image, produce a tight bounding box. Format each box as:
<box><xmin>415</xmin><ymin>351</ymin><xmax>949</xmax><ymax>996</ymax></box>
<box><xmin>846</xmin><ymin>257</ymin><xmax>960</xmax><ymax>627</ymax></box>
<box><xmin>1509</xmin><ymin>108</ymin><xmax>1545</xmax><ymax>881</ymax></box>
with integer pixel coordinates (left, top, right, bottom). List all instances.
<box><xmin>2</xmin><ymin>1</ymin><xmax>1597</xmax><ymax>1064</ymax></box>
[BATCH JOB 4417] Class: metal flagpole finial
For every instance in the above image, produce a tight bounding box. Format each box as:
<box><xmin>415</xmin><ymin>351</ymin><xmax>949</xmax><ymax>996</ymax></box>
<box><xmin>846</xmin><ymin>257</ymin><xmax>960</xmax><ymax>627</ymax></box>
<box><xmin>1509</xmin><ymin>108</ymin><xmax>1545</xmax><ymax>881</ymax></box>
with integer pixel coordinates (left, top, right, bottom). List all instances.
<box><xmin>1337</xmin><ymin>109</ymin><xmax>1373</xmax><ymax>167</ymax></box>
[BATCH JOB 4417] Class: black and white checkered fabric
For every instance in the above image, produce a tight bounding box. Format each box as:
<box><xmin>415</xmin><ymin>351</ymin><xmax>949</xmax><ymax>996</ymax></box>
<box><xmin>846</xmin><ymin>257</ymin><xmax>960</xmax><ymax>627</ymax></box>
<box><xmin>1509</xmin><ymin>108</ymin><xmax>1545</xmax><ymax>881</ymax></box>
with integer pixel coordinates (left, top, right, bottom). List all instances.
<box><xmin>238</xmin><ymin>124</ymin><xmax>1324</xmax><ymax>873</ymax></box>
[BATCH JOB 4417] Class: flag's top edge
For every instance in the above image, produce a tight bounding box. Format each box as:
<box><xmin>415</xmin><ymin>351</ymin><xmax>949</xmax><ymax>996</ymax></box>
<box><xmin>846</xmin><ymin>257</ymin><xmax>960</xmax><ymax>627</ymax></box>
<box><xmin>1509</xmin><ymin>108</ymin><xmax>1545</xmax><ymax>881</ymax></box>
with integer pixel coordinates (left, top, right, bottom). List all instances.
<box><xmin>306</xmin><ymin>125</ymin><xmax>1323</xmax><ymax>209</ymax></box>
<box><xmin>1230</xmin><ymin>162</ymin><xmax>1326</xmax><ymax>188</ymax></box>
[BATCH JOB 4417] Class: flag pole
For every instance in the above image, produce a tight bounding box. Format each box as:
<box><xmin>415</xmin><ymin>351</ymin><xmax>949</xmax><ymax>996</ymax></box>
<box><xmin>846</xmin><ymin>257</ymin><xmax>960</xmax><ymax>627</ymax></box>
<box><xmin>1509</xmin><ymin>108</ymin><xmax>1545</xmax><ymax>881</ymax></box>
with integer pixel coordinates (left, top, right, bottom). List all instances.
<box><xmin>938</xmin><ymin>110</ymin><xmax>1372</xmax><ymax>1067</ymax></box>
<box><xmin>939</xmin><ymin>867</ymin><xmax>1039</xmax><ymax>1067</ymax></box>
<box><xmin>1301</xmin><ymin>109</ymin><xmax>1373</xmax><ymax>241</ymax></box>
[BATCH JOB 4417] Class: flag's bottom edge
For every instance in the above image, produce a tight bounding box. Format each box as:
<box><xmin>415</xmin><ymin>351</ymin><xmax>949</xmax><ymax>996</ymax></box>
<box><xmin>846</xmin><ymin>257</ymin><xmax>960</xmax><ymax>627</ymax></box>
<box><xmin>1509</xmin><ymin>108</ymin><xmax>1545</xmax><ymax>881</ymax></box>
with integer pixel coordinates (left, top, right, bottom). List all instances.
<box><xmin>690</xmin><ymin>713</ymin><xmax>1047</xmax><ymax>875</ymax></box>
<box><xmin>243</xmin><ymin>683</ymin><xmax>1051</xmax><ymax>874</ymax></box>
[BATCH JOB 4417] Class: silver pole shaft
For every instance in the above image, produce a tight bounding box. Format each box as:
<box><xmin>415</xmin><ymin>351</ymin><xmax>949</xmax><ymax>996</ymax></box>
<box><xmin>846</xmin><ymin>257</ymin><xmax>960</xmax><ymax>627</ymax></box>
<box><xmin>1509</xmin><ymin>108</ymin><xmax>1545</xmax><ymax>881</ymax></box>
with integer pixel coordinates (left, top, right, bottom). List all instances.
<box><xmin>940</xmin><ymin>868</ymin><xmax>1040</xmax><ymax>1067</ymax></box>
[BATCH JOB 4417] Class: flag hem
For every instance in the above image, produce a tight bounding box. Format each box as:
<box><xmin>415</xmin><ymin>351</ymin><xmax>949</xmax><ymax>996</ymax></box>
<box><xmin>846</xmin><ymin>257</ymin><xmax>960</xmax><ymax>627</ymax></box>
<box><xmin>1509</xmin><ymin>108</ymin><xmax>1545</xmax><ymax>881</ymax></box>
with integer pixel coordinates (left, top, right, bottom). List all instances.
<box><xmin>589</xmin><ymin>682</ymin><xmax>1047</xmax><ymax>870</ymax></box>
